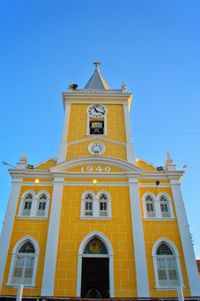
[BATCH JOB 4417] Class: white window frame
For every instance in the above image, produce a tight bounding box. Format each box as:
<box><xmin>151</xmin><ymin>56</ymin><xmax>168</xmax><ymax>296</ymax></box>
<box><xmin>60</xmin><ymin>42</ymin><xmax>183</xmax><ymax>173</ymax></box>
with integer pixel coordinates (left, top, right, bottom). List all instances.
<box><xmin>142</xmin><ymin>192</ymin><xmax>156</xmax><ymax>218</ymax></box>
<box><xmin>18</xmin><ymin>191</ymin><xmax>35</xmax><ymax>217</ymax></box>
<box><xmin>7</xmin><ymin>236</ymin><xmax>39</xmax><ymax>287</ymax></box>
<box><xmin>80</xmin><ymin>191</ymin><xmax>95</xmax><ymax>217</ymax></box>
<box><xmin>18</xmin><ymin>190</ymin><xmax>50</xmax><ymax>219</ymax></box>
<box><xmin>152</xmin><ymin>238</ymin><xmax>183</xmax><ymax>289</ymax></box>
<box><xmin>86</xmin><ymin>104</ymin><xmax>107</xmax><ymax>136</ymax></box>
<box><xmin>97</xmin><ymin>190</ymin><xmax>111</xmax><ymax>218</ymax></box>
<box><xmin>35</xmin><ymin>191</ymin><xmax>50</xmax><ymax>218</ymax></box>
<box><xmin>157</xmin><ymin>192</ymin><xmax>174</xmax><ymax>219</ymax></box>
<box><xmin>80</xmin><ymin>190</ymin><xmax>111</xmax><ymax>219</ymax></box>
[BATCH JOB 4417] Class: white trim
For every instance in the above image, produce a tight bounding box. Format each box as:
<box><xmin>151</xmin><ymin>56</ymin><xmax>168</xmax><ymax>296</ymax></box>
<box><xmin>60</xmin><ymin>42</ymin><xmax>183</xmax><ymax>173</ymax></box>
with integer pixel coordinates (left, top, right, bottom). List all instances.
<box><xmin>51</xmin><ymin>156</ymin><xmax>141</xmax><ymax>173</ymax></box>
<box><xmin>41</xmin><ymin>178</ymin><xmax>64</xmax><ymax>296</ymax></box>
<box><xmin>67</xmin><ymin>136</ymin><xmax>126</xmax><ymax>146</ymax></box>
<box><xmin>157</xmin><ymin>192</ymin><xmax>174</xmax><ymax>218</ymax></box>
<box><xmin>152</xmin><ymin>238</ymin><xmax>183</xmax><ymax>289</ymax></box>
<box><xmin>76</xmin><ymin>231</ymin><xmax>114</xmax><ymax>297</ymax></box>
<box><xmin>7</xmin><ymin>236</ymin><xmax>39</xmax><ymax>287</ymax></box>
<box><xmin>57</xmin><ymin>102</ymin><xmax>71</xmax><ymax>163</ymax></box>
<box><xmin>142</xmin><ymin>192</ymin><xmax>156</xmax><ymax>218</ymax></box>
<box><xmin>0</xmin><ymin>178</ymin><xmax>23</xmax><ymax>288</ymax></box>
<box><xmin>18</xmin><ymin>190</ymin><xmax>35</xmax><ymax>217</ymax></box>
<box><xmin>128</xmin><ymin>178</ymin><xmax>150</xmax><ymax>297</ymax></box>
<box><xmin>35</xmin><ymin>190</ymin><xmax>50</xmax><ymax>218</ymax></box>
<box><xmin>170</xmin><ymin>180</ymin><xmax>200</xmax><ymax>296</ymax></box>
<box><xmin>80</xmin><ymin>190</ymin><xmax>112</xmax><ymax>218</ymax></box>
<box><xmin>123</xmin><ymin>103</ymin><xmax>135</xmax><ymax>163</ymax></box>
<box><xmin>18</xmin><ymin>190</ymin><xmax>50</xmax><ymax>218</ymax></box>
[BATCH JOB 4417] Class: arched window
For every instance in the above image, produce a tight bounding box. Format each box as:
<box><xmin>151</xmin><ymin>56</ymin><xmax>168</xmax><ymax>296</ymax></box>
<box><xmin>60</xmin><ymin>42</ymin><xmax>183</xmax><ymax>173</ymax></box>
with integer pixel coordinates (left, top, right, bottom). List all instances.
<box><xmin>160</xmin><ymin>195</ymin><xmax>170</xmax><ymax>217</ymax></box>
<box><xmin>21</xmin><ymin>193</ymin><xmax>33</xmax><ymax>216</ymax></box>
<box><xmin>84</xmin><ymin>193</ymin><xmax>94</xmax><ymax>216</ymax></box>
<box><xmin>8</xmin><ymin>238</ymin><xmax>39</xmax><ymax>286</ymax></box>
<box><xmin>36</xmin><ymin>193</ymin><xmax>49</xmax><ymax>217</ymax></box>
<box><xmin>153</xmin><ymin>240</ymin><xmax>182</xmax><ymax>288</ymax></box>
<box><xmin>87</xmin><ymin>105</ymin><xmax>107</xmax><ymax>135</ymax></box>
<box><xmin>81</xmin><ymin>191</ymin><xmax>111</xmax><ymax>219</ymax></box>
<box><xmin>145</xmin><ymin>194</ymin><xmax>155</xmax><ymax>217</ymax></box>
<box><xmin>99</xmin><ymin>193</ymin><xmax>108</xmax><ymax>216</ymax></box>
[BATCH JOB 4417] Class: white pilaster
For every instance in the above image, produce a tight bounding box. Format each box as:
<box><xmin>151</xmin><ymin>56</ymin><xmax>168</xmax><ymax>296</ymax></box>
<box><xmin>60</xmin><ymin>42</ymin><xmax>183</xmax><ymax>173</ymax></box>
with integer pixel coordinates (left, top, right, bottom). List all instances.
<box><xmin>0</xmin><ymin>177</ymin><xmax>23</xmax><ymax>288</ymax></box>
<box><xmin>41</xmin><ymin>178</ymin><xmax>64</xmax><ymax>296</ymax></box>
<box><xmin>128</xmin><ymin>178</ymin><xmax>149</xmax><ymax>297</ymax></box>
<box><xmin>170</xmin><ymin>179</ymin><xmax>200</xmax><ymax>296</ymax></box>
<box><xmin>57</xmin><ymin>102</ymin><xmax>71</xmax><ymax>163</ymax></box>
<box><xmin>123</xmin><ymin>104</ymin><xmax>135</xmax><ymax>163</ymax></box>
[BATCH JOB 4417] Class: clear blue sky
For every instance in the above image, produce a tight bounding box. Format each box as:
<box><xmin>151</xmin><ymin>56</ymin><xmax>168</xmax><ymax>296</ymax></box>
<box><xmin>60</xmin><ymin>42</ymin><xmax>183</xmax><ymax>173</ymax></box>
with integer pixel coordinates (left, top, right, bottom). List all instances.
<box><xmin>0</xmin><ymin>0</ymin><xmax>200</xmax><ymax>257</ymax></box>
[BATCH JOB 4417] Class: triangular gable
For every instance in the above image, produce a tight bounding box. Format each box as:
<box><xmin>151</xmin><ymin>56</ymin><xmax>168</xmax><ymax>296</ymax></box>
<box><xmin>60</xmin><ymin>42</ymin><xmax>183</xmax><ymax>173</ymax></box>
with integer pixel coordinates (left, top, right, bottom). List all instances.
<box><xmin>50</xmin><ymin>156</ymin><xmax>141</xmax><ymax>175</ymax></box>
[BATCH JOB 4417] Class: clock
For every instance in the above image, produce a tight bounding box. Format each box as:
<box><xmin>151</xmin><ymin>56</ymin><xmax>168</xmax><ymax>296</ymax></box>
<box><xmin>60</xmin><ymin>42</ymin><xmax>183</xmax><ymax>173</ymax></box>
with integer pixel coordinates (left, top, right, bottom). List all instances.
<box><xmin>88</xmin><ymin>142</ymin><xmax>105</xmax><ymax>155</ymax></box>
<box><xmin>88</xmin><ymin>104</ymin><xmax>106</xmax><ymax>118</ymax></box>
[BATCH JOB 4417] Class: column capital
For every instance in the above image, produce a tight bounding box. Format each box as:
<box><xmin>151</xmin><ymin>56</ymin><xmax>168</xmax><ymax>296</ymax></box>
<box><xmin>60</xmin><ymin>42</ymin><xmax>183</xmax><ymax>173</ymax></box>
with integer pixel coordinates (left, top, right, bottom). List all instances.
<box><xmin>128</xmin><ymin>177</ymin><xmax>138</xmax><ymax>185</ymax></box>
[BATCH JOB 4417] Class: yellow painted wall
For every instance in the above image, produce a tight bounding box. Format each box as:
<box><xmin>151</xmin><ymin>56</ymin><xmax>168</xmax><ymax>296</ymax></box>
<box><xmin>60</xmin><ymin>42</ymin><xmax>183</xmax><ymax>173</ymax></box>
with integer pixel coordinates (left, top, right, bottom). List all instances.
<box><xmin>140</xmin><ymin>186</ymin><xmax>190</xmax><ymax>297</ymax></box>
<box><xmin>1</xmin><ymin>185</ymin><xmax>53</xmax><ymax>297</ymax></box>
<box><xmin>66</xmin><ymin>104</ymin><xmax>127</xmax><ymax>161</ymax></box>
<box><xmin>54</xmin><ymin>184</ymin><xmax>137</xmax><ymax>297</ymax></box>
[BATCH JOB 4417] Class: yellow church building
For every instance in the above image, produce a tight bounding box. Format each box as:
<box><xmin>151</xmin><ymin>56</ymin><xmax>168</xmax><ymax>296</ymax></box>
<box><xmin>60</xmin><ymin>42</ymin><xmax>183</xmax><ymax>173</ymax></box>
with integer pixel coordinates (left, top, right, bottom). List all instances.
<box><xmin>0</xmin><ymin>63</ymin><xmax>199</xmax><ymax>299</ymax></box>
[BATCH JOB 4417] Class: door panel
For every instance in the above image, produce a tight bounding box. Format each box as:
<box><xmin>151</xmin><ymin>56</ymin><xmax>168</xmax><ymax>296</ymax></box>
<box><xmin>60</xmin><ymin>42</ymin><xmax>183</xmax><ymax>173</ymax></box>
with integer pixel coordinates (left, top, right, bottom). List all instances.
<box><xmin>81</xmin><ymin>258</ymin><xmax>109</xmax><ymax>298</ymax></box>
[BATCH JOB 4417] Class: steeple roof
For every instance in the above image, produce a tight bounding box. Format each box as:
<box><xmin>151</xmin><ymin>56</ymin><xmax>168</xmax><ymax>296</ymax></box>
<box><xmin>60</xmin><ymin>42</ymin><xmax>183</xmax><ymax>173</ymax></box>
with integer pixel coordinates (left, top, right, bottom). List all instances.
<box><xmin>84</xmin><ymin>62</ymin><xmax>110</xmax><ymax>90</ymax></box>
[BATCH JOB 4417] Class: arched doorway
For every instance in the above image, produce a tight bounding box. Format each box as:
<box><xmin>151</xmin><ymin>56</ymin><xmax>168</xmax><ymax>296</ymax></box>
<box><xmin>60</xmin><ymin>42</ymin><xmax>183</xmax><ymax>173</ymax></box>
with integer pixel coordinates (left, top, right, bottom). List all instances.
<box><xmin>76</xmin><ymin>231</ymin><xmax>114</xmax><ymax>298</ymax></box>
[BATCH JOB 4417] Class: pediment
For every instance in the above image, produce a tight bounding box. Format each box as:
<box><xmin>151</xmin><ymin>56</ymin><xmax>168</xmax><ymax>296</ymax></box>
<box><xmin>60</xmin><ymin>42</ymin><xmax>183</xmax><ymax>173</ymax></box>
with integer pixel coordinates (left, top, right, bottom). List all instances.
<box><xmin>50</xmin><ymin>156</ymin><xmax>141</xmax><ymax>175</ymax></box>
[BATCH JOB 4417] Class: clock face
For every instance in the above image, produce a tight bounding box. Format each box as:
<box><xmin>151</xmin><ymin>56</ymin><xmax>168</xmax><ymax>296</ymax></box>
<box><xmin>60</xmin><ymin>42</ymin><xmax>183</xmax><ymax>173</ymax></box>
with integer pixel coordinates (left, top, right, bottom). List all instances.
<box><xmin>88</xmin><ymin>105</ymin><xmax>106</xmax><ymax>118</ymax></box>
<box><xmin>88</xmin><ymin>142</ymin><xmax>105</xmax><ymax>155</ymax></box>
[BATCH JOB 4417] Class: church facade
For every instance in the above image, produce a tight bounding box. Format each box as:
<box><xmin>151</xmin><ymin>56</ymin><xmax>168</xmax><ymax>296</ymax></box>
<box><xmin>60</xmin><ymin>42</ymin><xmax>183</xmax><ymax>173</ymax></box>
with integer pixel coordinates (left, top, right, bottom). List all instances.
<box><xmin>0</xmin><ymin>63</ymin><xmax>199</xmax><ymax>299</ymax></box>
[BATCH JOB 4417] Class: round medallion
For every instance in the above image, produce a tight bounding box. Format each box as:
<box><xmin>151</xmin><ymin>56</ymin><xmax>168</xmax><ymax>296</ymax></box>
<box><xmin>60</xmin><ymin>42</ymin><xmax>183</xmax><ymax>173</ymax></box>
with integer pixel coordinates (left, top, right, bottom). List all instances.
<box><xmin>88</xmin><ymin>142</ymin><xmax>105</xmax><ymax>155</ymax></box>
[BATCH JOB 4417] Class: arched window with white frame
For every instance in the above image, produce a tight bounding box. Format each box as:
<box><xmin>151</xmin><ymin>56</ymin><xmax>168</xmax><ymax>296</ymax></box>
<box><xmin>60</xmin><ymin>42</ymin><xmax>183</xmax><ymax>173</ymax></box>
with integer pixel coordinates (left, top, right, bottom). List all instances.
<box><xmin>97</xmin><ymin>191</ymin><xmax>111</xmax><ymax>217</ymax></box>
<box><xmin>8</xmin><ymin>237</ymin><xmax>39</xmax><ymax>286</ymax></box>
<box><xmin>99</xmin><ymin>193</ymin><xmax>108</xmax><ymax>216</ymax></box>
<box><xmin>159</xmin><ymin>194</ymin><xmax>171</xmax><ymax>217</ymax></box>
<box><xmin>36</xmin><ymin>191</ymin><xmax>49</xmax><ymax>217</ymax></box>
<box><xmin>19</xmin><ymin>192</ymin><xmax>34</xmax><ymax>217</ymax></box>
<box><xmin>144</xmin><ymin>193</ymin><xmax>156</xmax><ymax>218</ymax></box>
<box><xmin>81</xmin><ymin>191</ymin><xmax>95</xmax><ymax>217</ymax></box>
<box><xmin>152</xmin><ymin>239</ymin><xmax>183</xmax><ymax>288</ymax></box>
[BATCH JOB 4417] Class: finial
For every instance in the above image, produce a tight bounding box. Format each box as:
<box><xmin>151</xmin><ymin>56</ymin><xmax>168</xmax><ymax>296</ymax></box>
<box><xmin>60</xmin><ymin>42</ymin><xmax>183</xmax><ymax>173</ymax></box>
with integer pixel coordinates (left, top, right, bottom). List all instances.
<box><xmin>165</xmin><ymin>151</ymin><xmax>173</xmax><ymax>165</ymax></box>
<box><xmin>94</xmin><ymin>61</ymin><xmax>101</xmax><ymax>70</ymax></box>
<box><xmin>16</xmin><ymin>151</ymin><xmax>28</xmax><ymax>169</ymax></box>
<box><xmin>165</xmin><ymin>151</ymin><xmax>177</xmax><ymax>171</ymax></box>
<box><xmin>121</xmin><ymin>81</ymin><xmax>127</xmax><ymax>92</ymax></box>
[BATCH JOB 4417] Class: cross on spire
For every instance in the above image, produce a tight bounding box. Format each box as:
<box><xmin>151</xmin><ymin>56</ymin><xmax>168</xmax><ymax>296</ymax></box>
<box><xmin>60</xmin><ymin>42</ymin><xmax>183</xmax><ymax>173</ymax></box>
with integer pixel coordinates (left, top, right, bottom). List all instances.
<box><xmin>94</xmin><ymin>61</ymin><xmax>101</xmax><ymax>70</ymax></box>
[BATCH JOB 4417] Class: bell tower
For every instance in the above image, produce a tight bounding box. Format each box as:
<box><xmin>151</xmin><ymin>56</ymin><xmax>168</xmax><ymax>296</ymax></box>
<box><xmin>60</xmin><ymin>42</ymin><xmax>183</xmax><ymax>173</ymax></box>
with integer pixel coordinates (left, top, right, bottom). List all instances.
<box><xmin>58</xmin><ymin>62</ymin><xmax>135</xmax><ymax>164</ymax></box>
